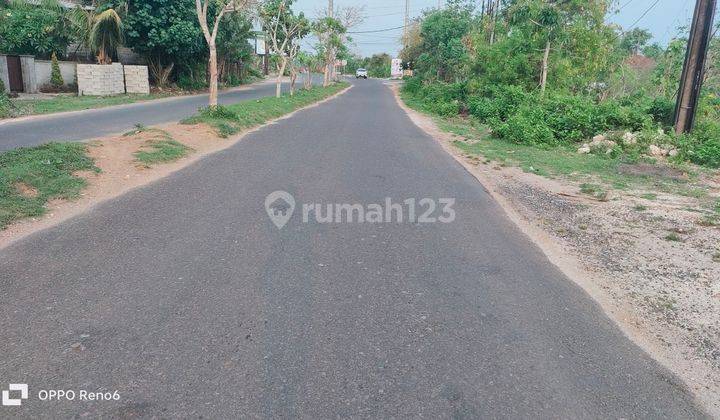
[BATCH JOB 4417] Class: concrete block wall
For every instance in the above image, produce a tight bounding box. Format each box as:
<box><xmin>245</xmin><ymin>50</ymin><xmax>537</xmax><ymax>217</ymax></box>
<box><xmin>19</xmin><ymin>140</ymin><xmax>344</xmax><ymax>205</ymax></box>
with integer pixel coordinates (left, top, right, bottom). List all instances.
<box><xmin>123</xmin><ymin>65</ymin><xmax>150</xmax><ymax>94</ymax></box>
<box><xmin>76</xmin><ymin>63</ymin><xmax>125</xmax><ymax>96</ymax></box>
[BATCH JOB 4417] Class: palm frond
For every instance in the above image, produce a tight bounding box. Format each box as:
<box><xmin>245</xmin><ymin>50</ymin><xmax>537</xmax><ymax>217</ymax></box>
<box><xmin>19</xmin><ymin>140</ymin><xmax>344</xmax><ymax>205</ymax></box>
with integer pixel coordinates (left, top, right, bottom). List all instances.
<box><xmin>90</xmin><ymin>9</ymin><xmax>124</xmax><ymax>62</ymax></box>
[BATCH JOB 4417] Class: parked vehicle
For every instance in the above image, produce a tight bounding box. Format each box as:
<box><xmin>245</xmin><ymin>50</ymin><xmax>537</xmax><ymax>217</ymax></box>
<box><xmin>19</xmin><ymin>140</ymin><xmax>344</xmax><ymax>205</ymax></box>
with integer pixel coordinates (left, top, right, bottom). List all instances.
<box><xmin>355</xmin><ymin>68</ymin><xmax>368</xmax><ymax>79</ymax></box>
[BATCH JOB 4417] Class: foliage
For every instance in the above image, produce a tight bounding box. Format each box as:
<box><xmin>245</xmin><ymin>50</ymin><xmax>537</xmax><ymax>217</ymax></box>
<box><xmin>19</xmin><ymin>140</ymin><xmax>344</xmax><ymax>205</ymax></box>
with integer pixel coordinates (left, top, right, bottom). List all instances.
<box><xmin>414</xmin><ymin>1</ymin><xmax>473</xmax><ymax>82</ymax></box>
<box><xmin>0</xmin><ymin>0</ymin><xmax>71</xmax><ymax>58</ymax></box>
<box><xmin>124</xmin><ymin>0</ymin><xmax>205</xmax><ymax>84</ymax></box>
<box><xmin>50</xmin><ymin>52</ymin><xmax>64</xmax><ymax>87</ymax></box>
<box><xmin>400</xmin><ymin>0</ymin><xmax>720</xmax><ymax>168</ymax></box>
<box><xmin>68</xmin><ymin>1</ymin><xmax>125</xmax><ymax>64</ymax></box>
<box><xmin>620</xmin><ymin>28</ymin><xmax>652</xmax><ymax>55</ymax></box>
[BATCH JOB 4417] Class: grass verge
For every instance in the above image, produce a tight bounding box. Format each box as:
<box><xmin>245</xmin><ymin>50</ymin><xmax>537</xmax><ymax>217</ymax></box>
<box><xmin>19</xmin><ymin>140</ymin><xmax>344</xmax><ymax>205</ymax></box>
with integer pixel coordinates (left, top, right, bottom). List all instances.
<box><xmin>0</xmin><ymin>142</ymin><xmax>98</xmax><ymax>229</ymax></box>
<box><xmin>400</xmin><ymin>89</ymin><xmax>716</xmax><ymax>204</ymax></box>
<box><xmin>181</xmin><ymin>82</ymin><xmax>350</xmax><ymax>137</ymax></box>
<box><xmin>7</xmin><ymin>93</ymin><xmax>175</xmax><ymax>118</ymax></box>
<box><xmin>128</xmin><ymin>126</ymin><xmax>192</xmax><ymax>167</ymax></box>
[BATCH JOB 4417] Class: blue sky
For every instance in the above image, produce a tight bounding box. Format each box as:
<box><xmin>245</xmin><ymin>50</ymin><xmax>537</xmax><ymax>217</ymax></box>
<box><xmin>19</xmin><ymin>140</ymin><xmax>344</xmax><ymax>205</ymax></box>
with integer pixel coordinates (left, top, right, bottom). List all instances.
<box><xmin>292</xmin><ymin>0</ymin><xmax>698</xmax><ymax>57</ymax></box>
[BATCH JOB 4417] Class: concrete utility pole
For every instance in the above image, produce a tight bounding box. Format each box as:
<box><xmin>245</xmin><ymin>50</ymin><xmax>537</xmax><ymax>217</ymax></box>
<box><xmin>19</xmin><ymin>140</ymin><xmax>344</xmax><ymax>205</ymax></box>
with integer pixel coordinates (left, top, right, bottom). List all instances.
<box><xmin>404</xmin><ymin>0</ymin><xmax>410</xmax><ymax>48</ymax></box>
<box><xmin>674</xmin><ymin>0</ymin><xmax>717</xmax><ymax>134</ymax></box>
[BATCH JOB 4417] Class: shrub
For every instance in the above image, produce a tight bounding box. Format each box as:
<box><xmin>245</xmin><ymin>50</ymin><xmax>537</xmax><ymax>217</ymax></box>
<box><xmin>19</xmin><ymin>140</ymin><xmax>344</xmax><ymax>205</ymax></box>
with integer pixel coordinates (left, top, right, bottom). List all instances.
<box><xmin>402</xmin><ymin>77</ymin><xmax>423</xmax><ymax>95</ymax></box>
<box><xmin>495</xmin><ymin>105</ymin><xmax>556</xmax><ymax>145</ymax></box>
<box><xmin>646</xmin><ymin>97</ymin><xmax>675</xmax><ymax>127</ymax></box>
<box><xmin>468</xmin><ymin>84</ymin><xmax>531</xmax><ymax>122</ymax></box>
<box><xmin>176</xmin><ymin>73</ymin><xmax>208</xmax><ymax>91</ymax></box>
<box><xmin>543</xmin><ymin>93</ymin><xmax>601</xmax><ymax>143</ymax></box>
<box><xmin>199</xmin><ymin>105</ymin><xmax>239</xmax><ymax>120</ymax></box>
<box><xmin>677</xmin><ymin>121</ymin><xmax>720</xmax><ymax>168</ymax></box>
<box><xmin>50</xmin><ymin>52</ymin><xmax>64</xmax><ymax>87</ymax></box>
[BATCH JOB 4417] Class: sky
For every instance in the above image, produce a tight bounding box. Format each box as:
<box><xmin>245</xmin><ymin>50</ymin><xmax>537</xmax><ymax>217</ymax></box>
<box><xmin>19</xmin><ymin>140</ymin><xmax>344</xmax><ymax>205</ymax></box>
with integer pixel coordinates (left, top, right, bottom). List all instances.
<box><xmin>291</xmin><ymin>0</ymin><xmax>699</xmax><ymax>57</ymax></box>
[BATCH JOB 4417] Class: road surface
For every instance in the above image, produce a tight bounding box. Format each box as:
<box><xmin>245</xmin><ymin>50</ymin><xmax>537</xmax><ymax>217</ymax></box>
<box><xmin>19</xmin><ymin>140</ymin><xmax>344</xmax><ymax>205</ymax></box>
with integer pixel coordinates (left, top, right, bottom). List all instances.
<box><xmin>0</xmin><ymin>79</ymin><xmax>707</xmax><ymax>418</ymax></box>
<box><xmin>0</xmin><ymin>76</ymin><xmax>321</xmax><ymax>151</ymax></box>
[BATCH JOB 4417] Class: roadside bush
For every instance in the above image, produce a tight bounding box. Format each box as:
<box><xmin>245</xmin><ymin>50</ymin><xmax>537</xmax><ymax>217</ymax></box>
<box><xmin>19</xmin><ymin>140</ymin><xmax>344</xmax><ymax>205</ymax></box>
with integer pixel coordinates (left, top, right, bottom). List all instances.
<box><xmin>543</xmin><ymin>93</ymin><xmax>602</xmax><ymax>143</ymax></box>
<box><xmin>677</xmin><ymin>121</ymin><xmax>720</xmax><ymax>168</ymax></box>
<box><xmin>495</xmin><ymin>105</ymin><xmax>556</xmax><ymax>146</ymax></box>
<box><xmin>646</xmin><ymin>97</ymin><xmax>675</xmax><ymax>128</ymax></box>
<box><xmin>402</xmin><ymin>77</ymin><xmax>422</xmax><ymax>95</ymax></box>
<box><xmin>199</xmin><ymin>105</ymin><xmax>238</xmax><ymax>120</ymax></box>
<box><xmin>468</xmin><ymin>84</ymin><xmax>530</xmax><ymax>122</ymax></box>
<box><xmin>177</xmin><ymin>73</ymin><xmax>208</xmax><ymax>91</ymax></box>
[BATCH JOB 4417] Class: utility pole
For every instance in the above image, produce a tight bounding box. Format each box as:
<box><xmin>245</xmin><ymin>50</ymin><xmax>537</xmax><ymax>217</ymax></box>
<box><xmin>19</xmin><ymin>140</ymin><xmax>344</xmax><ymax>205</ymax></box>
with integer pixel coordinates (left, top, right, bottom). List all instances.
<box><xmin>674</xmin><ymin>0</ymin><xmax>717</xmax><ymax>134</ymax></box>
<box><xmin>404</xmin><ymin>0</ymin><xmax>410</xmax><ymax>48</ymax></box>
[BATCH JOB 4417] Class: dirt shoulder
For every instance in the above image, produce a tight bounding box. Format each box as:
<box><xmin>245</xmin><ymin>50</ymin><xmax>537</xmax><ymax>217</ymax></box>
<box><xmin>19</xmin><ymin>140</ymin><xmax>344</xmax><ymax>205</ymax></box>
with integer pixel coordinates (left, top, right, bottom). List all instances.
<box><xmin>390</xmin><ymin>84</ymin><xmax>720</xmax><ymax>416</ymax></box>
<box><xmin>0</xmin><ymin>84</ymin><xmax>351</xmax><ymax>249</ymax></box>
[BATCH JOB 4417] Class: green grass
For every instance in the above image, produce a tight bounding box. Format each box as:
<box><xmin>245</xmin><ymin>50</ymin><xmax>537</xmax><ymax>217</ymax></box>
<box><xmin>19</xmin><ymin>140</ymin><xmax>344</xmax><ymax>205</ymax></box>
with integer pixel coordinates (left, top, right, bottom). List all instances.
<box><xmin>664</xmin><ymin>232</ymin><xmax>684</xmax><ymax>242</ymax></box>
<box><xmin>400</xmin><ymin>89</ymin><xmax>716</xmax><ymax>205</ymax></box>
<box><xmin>0</xmin><ymin>142</ymin><xmax>98</xmax><ymax>229</ymax></box>
<box><xmin>182</xmin><ymin>82</ymin><xmax>349</xmax><ymax>137</ymax></box>
<box><xmin>8</xmin><ymin>93</ymin><xmax>175</xmax><ymax>118</ymax></box>
<box><xmin>125</xmin><ymin>125</ymin><xmax>192</xmax><ymax>167</ymax></box>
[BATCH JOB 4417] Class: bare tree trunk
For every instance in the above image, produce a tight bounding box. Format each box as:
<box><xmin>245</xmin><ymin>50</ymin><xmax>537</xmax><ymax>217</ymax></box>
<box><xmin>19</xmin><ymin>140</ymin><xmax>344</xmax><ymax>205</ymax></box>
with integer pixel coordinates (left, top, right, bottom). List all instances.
<box><xmin>540</xmin><ymin>39</ymin><xmax>550</xmax><ymax>97</ymax></box>
<box><xmin>209</xmin><ymin>45</ymin><xmax>219</xmax><ymax>106</ymax></box>
<box><xmin>290</xmin><ymin>67</ymin><xmax>297</xmax><ymax>95</ymax></box>
<box><xmin>276</xmin><ymin>57</ymin><xmax>287</xmax><ymax>98</ymax></box>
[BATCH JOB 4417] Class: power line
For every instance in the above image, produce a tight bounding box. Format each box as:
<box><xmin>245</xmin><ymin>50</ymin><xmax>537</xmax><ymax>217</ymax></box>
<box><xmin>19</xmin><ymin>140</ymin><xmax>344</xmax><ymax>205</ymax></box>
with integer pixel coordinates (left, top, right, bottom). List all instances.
<box><xmin>348</xmin><ymin>25</ymin><xmax>406</xmax><ymax>34</ymax></box>
<box><xmin>626</xmin><ymin>0</ymin><xmax>662</xmax><ymax>31</ymax></box>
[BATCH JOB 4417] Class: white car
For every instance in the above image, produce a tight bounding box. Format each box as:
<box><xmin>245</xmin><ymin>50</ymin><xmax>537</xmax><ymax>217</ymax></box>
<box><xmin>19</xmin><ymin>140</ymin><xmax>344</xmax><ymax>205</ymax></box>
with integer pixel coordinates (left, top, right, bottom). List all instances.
<box><xmin>355</xmin><ymin>68</ymin><xmax>368</xmax><ymax>79</ymax></box>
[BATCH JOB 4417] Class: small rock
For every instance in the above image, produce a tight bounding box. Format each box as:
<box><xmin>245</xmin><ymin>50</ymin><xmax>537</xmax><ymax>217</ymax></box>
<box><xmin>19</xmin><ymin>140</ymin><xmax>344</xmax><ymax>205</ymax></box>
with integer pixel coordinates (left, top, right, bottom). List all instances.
<box><xmin>577</xmin><ymin>144</ymin><xmax>591</xmax><ymax>154</ymax></box>
<box><xmin>668</xmin><ymin>148</ymin><xmax>679</xmax><ymax>157</ymax></box>
<box><xmin>70</xmin><ymin>342</ymin><xmax>85</xmax><ymax>351</ymax></box>
<box><xmin>592</xmin><ymin>134</ymin><xmax>607</xmax><ymax>143</ymax></box>
<box><xmin>622</xmin><ymin>132</ymin><xmax>638</xmax><ymax>145</ymax></box>
<box><xmin>648</xmin><ymin>144</ymin><xmax>667</xmax><ymax>157</ymax></box>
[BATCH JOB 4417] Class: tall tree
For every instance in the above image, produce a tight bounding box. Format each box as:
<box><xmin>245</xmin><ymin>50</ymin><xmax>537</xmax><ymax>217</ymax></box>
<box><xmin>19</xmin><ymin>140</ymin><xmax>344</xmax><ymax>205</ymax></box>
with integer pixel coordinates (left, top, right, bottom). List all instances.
<box><xmin>260</xmin><ymin>0</ymin><xmax>310</xmax><ymax>97</ymax></box>
<box><xmin>195</xmin><ymin>0</ymin><xmax>254</xmax><ymax>107</ymax></box>
<box><xmin>124</xmin><ymin>0</ymin><xmax>205</xmax><ymax>86</ymax></box>
<box><xmin>69</xmin><ymin>1</ymin><xmax>126</xmax><ymax>64</ymax></box>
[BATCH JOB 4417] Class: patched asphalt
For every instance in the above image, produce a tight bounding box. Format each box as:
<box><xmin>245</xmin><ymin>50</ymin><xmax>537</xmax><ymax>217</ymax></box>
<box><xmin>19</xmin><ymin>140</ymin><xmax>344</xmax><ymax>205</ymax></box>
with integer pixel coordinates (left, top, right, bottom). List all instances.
<box><xmin>0</xmin><ymin>78</ymin><xmax>708</xmax><ymax>418</ymax></box>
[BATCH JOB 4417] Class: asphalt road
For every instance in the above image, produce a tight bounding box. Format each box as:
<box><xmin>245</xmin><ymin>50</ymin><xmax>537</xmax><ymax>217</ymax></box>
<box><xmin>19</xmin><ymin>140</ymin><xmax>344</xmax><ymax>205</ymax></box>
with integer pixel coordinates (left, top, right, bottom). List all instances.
<box><xmin>0</xmin><ymin>79</ymin><xmax>707</xmax><ymax>418</ymax></box>
<box><xmin>0</xmin><ymin>76</ymin><xmax>321</xmax><ymax>151</ymax></box>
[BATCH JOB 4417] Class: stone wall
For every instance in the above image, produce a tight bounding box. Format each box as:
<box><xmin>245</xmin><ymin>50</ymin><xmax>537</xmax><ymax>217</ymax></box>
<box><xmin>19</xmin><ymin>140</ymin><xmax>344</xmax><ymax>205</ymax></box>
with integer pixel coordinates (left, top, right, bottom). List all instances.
<box><xmin>123</xmin><ymin>65</ymin><xmax>150</xmax><ymax>94</ymax></box>
<box><xmin>76</xmin><ymin>63</ymin><xmax>125</xmax><ymax>96</ymax></box>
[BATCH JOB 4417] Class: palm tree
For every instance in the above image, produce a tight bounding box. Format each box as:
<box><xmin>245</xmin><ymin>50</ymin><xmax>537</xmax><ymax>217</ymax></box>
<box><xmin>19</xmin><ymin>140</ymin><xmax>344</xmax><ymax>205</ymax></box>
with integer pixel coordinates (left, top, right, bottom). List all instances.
<box><xmin>68</xmin><ymin>2</ymin><xmax>125</xmax><ymax>64</ymax></box>
<box><xmin>90</xmin><ymin>9</ymin><xmax>123</xmax><ymax>64</ymax></box>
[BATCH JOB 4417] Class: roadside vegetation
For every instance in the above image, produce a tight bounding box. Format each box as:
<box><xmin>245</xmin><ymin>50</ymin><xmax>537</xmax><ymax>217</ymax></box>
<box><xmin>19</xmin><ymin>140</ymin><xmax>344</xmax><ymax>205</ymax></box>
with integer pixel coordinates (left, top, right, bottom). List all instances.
<box><xmin>399</xmin><ymin>0</ymin><xmax>720</xmax><ymax>177</ymax></box>
<box><xmin>0</xmin><ymin>143</ymin><xmax>98</xmax><ymax>229</ymax></box>
<box><xmin>126</xmin><ymin>125</ymin><xmax>193</xmax><ymax>167</ymax></box>
<box><xmin>182</xmin><ymin>82</ymin><xmax>349</xmax><ymax>137</ymax></box>
<box><xmin>5</xmin><ymin>93</ymin><xmax>176</xmax><ymax>119</ymax></box>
